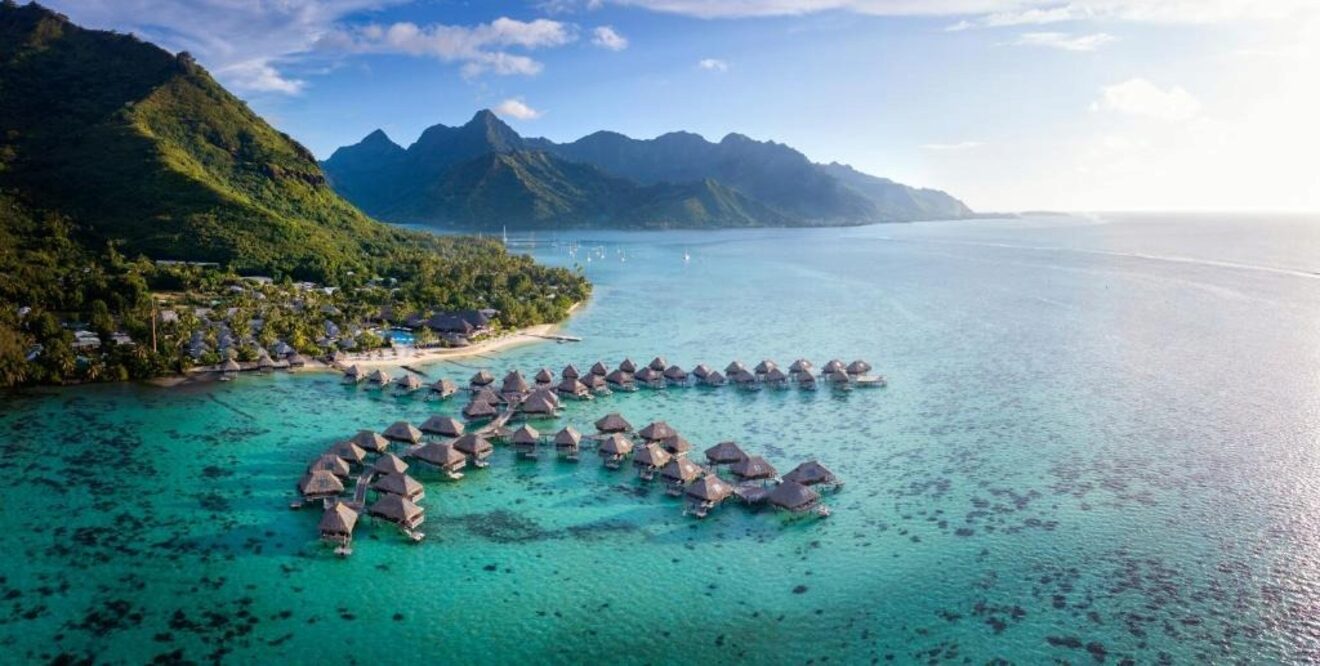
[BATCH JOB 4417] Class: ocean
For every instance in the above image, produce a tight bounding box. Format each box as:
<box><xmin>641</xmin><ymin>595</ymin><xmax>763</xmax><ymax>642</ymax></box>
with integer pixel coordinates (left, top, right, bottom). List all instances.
<box><xmin>3</xmin><ymin>213</ymin><xmax>1319</xmax><ymax>664</ymax></box>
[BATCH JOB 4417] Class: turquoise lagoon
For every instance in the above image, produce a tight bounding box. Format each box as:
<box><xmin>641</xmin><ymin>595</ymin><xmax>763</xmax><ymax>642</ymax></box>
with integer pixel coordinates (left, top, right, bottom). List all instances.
<box><xmin>3</xmin><ymin>214</ymin><xmax>1320</xmax><ymax>664</ymax></box>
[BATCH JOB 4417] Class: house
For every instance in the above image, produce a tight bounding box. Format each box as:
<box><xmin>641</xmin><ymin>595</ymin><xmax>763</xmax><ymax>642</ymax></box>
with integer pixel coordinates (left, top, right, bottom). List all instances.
<box><xmin>72</xmin><ymin>330</ymin><xmax>101</xmax><ymax>350</ymax></box>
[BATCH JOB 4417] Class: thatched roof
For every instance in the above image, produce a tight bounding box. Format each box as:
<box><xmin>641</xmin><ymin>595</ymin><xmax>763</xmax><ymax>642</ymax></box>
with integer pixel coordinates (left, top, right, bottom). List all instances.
<box><xmin>589</xmin><ymin>361</ymin><xmax>609</xmax><ymax>376</ymax></box>
<box><xmin>412</xmin><ymin>441</ymin><xmax>465</xmax><ymax>468</ymax></box>
<box><xmin>633</xmin><ymin>442</ymin><xmax>673</xmax><ymax>469</ymax></box>
<box><xmin>797</xmin><ymin>370</ymin><xmax>817</xmax><ymax>385</ymax></box>
<box><xmin>371</xmin><ymin>472</ymin><xmax>424</xmax><ymax>498</ymax></box>
<box><xmin>343</xmin><ymin>364</ymin><xmax>363</xmax><ymax>379</ymax></box>
<box><xmin>847</xmin><ymin>360</ymin><xmax>872</xmax><ymax>375</ymax></box>
<box><xmin>420</xmin><ymin>415</ymin><xmax>464</xmax><ymax>437</ymax></box>
<box><xmin>298</xmin><ymin>469</ymin><xmax>345</xmax><ymax>496</ymax></box>
<box><xmin>463</xmin><ymin>400</ymin><xmax>498</xmax><ymax>418</ymax></box>
<box><xmin>826</xmin><ymin>369</ymin><xmax>851</xmax><ymax>384</ymax></box>
<box><xmin>685</xmin><ymin>474</ymin><xmax>734</xmax><ymax>502</ymax></box>
<box><xmin>638</xmin><ymin>421</ymin><xmax>677</xmax><ymax>441</ymax></box>
<box><xmin>368</xmin><ymin>369</ymin><xmax>391</xmax><ymax>384</ymax></box>
<box><xmin>454</xmin><ymin>434</ymin><xmax>493</xmax><ymax>455</ymax></box>
<box><xmin>351</xmin><ymin>430</ymin><xmax>389</xmax><ymax>453</ymax></box>
<box><xmin>783</xmin><ymin>461</ymin><xmax>838</xmax><ymax>486</ymax></box>
<box><xmin>396</xmin><ymin>374</ymin><xmax>423</xmax><ymax>391</ymax></box>
<box><xmin>605</xmin><ymin>369</ymin><xmax>634</xmax><ymax>386</ymax></box>
<box><xmin>594</xmin><ymin>412</ymin><xmax>633</xmax><ymax>433</ymax></box>
<box><xmin>705</xmin><ymin>370</ymin><xmax>726</xmax><ymax>384</ymax></box>
<box><xmin>635</xmin><ymin>367</ymin><xmax>662</xmax><ymax>382</ymax></box>
<box><xmin>660</xmin><ymin>434</ymin><xmax>692</xmax><ymax>455</ymax></box>
<box><xmin>368</xmin><ymin>494</ymin><xmax>423</xmax><ymax>524</ymax></box>
<box><xmin>584</xmin><ymin>374</ymin><xmax>608</xmax><ymax>390</ymax></box>
<box><xmin>733</xmin><ymin>485</ymin><xmax>770</xmax><ymax>504</ymax></box>
<box><xmin>730</xmin><ymin>455</ymin><xmax>777</xmax><ymax>480</ymax></box>
<box><xmin>309</xmin><ymin>454</ymin><xmax>350</xmax><ymax>478</ymax></box>
<box><xmin>704</xmin><ymin>440</ymin><xmax>747</xmax><ymax>465</ymax></box>
<box><xmin>257</xmin><ymin>353</ymin><xmax>275</xmax><ymax>368</ymax></box>
<box><xmin>430</xmin><ymin>378</ymin><xmax>459</xmax><ymax>395</ymax></box>
<box><xmin>660</xmin><ymin>456</ymin><xmax>703</xmax><ymax>483</ymax></box>
<box><xmin>767</xmin><ymin>480</ymin><xmax>821</xmax><ymax>511</ymax></box>
<box><xmin>220</xmin><ymin>358</ymin><xmax>241</xmax><ymax>372</ymax></box>
<box><xmin>502</xmin><ymin>371</ymin><xmax>530</xmax><ymax>394</ymax></box>
<box><xmin>731</xmin><ymin>370</ymin><xmax>758</xmax><ymax>384</ymax></box>
<box><xmin>597</xmin><ymin>433</ymin><xmax>634</xmax><ymax>456</ymax></box>
<box><xmin>725</xmin><ymin>360</ymin><xmax>747</xmax><ymax>375</ymax></box>
<box><xmin>648</xmin><ymin>356</ymin><xmax>667</xmax><ymax>371</ymax></box>
<box><xmin>554</xmin><ymin>426</ymin><xmax>583</xmax><ymax>447</ymax></box>
<box><xmin>534</xmin><ymin>368</ymin><xmax>555</xmax><ymax>384</ymax></box>
<box><xmin>319</xmin><ymin>502</ymin><xmax>358</xmax><ymax>535</ymax></box>
<box><xmin>327</xmin><ymin>440</ymin><xmax>367</xmax><ymax>464</ymax></box>
<box><xmin>764</xmin><ymin>367</ymin><xmax>788</xmax><ymax>383</ymax></box>
<box><xmin>511</xmin><ymin>424</ymin><xmax>540</xmax><ymax>445</ymax></box>
<box><xmin>692</xmin><ymin>363</ymin><xmax>712</xmax><ymax>378</ymax></box>
<box><xmin>789</xmin><ymin>358</ymin><xmax>813</xmax><ymax>373</ymax></box>
<box><xmin>383</xmin><ymin>421</ymin><xmax>423</xmax><ymax>444</ymax></box>
<box><xmin>663</xmin><ymin>365</ymin><xmax>688</xmax><ymax>380</ymax></box>
<box><xmin>287</xmin><ymin>352</ymin><xmax>307</xmax><ymax>367</ymax></box>
<box><xmin>618</xmin><ymin>358</ymin><xmax>638</xmax><ymax>373</ymax></box>
<box><xmin>562</xmin><ymin>364</ymin><xmax>581</xmax><ymax>379</ymax></box>
<box><xmin>521</xmin><ymin>392</ymin><xmax>558</xmax><ymax>415</ymax></box>
<box><xmin>557</xmin><ymin>378</ymin><xmax>588</xmax><ymax>395</ymax></box>
<box><xmin>754</xmin><ymin>359</ymin><xmax>778</xmax><ymax>374</ymax></box>
<box><xmin>471</xmin><ymin>387</ymin><xmax>504</xmax><ymax>404</ymax></box>
<box><xmin>822</xmin><ymin>359</ymin><xmax>845</xmax><ymax>374</ymax></box>
<box><xmin>470</xmin><ymin>369</ymin><xmax>494</xmax><ymax>385</ymax></box>
<box><xmin>372</xmin><ymin>453</ymin><xmax>409</xmax><ymax>475</ymax></box>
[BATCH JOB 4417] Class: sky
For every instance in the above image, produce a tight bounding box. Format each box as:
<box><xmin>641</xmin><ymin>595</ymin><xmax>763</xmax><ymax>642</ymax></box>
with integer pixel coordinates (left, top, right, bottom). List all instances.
<box><xmin>41</xmin><ymin>0</ymin><xmax>1320</xmax><ymax>212</ymax></box>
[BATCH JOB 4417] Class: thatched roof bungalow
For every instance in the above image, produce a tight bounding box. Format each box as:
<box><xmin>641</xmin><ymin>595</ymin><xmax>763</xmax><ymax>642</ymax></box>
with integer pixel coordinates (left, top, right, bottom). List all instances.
<box><xmin>730</xmin><ymin>455</ymin><xmax>778</xmax><ymax>482</ymax></box>
<box><xmin>606</xmin><ymin>369</ymin><xmax>635</xmax><ymax>389</ymax></box>
<box><xmin>420</xmin><ymin>415</ymin><xmax>464</xmax><ymax>438</ymax></box>
<box><xmin>660</xmin><ymin>434</ymin><xmax>692</xmax><ymax>457</ymax></box>
<box><xmin>395</xmin><ymin>374</ymin><xmax>423</xmax><ymax>392</ymax></box>
<box><xmin>822</xmin><ymin>359</ymin><xmax>845</xmax><ymax>374</ymax></box>
<box><xmin>789</xmin><ymin>358</ymin><xmax>813</xmax><ymax>373</ymax></box>
<box><xmin>371</xmin><ymin>472</ymin><xmax>425</xmax><ymax>501</ymax></box>
<box><xmin>534</xmin><ymin>368</ymin><xmax>555</xmax><ymax>385</ymax></box>
<box><xmin>767</xmin><ymin>480</ymin><xmax>823</xmax><ymax>513</ymax></box>
<box><xmin>633</xmin><ymin>443</ymin><xmax>673</xmax><ymax>480</ymax></box>
<box><xmin>685</xmin><ymin>474</ymin><xmax>735</xmax><ymax>518</ymax></box>
<box><xmin>470</xmin><ymin>369</ymin><xmax>495</xmax><ymax>387</ymax></box>
<box><xmin>663</xmin><ymin>365</ymin><xmax>689</xmax><ymax>384</ymax></box>
<box><xmin>797</xmin><ymin>370</ymin><xmax>817</xmax><ymax>389</ymax></box>
<box><xmin>554</xmin><ymin>426</ymin><xmax>583</xmax><ymax>459</ymax></box>
<box><xmin>692</xmin><ymin>364</ymin><xmax>712</xmax><ymax>379</ymax></box>
<box><xmin>589</xmin><ymin>361</ymin><xmax>609</xmax><ymax>376</ymax></box>
<box><xmin>847</xmin><ymin>360</ymin><xmax>872</xmax><ymax>375</ymax></box>
<box><xmin>287</xmin><ymin>352</ymin><xmax>307</xmax><ymax>367</ymax></box>
<box><xmin>372</xmin><ymin>453</ymin><xmax>409</xmax><ymax>476</ymax></box>
<box><xmin>383</xmin><ymin>421</ymin><xmax>423</xmax><ymax>445</ymax></box>
<box><xmin>584</xmin><ymin>374</ymin><xmax>610</xmax><ymax>394</ymax></box>
<box><xmin>319</xmin><ymin>502</ymin><xmax>359</xmax><ymax>544</ymax></box>
<box><xmin>648</xmin><ymin>356</ymin><xmax>667</xmax><ymax>371</ymax></box>
<box><xmin>618</xmin><ymin>358</ymin><xmax>638</xmax><ymax>374</ymax></box>
<box><xmin>764</xmin><ymin>367</ymin><xmax>789</xmax><ymax>387</ymax></box>
<box><xmin>556</xmin><ymin>378</ymin><xmax>590</xmax><ymax>399</ymax></box>
<box><xmin>704</xmin><ymin>441</ymin><xmax>747</xmax><ymax>466</ymax></box>
<box><xmin>410</xmin><ymin>441</ymin><xmax>467</xmax><ymax>477</ymax></box>
<box><xmin>429</xmin><ymin>378</ymin><xmax>459</xmax><ymax>398</ymax></box>
<box><xmin>725</xmin><ymin>360</ymin><xmax>747</xmax><ymax>376</ymax></box>
<box><xmin>511</xmin><ymin>424</ymin><xmax>541</xmax><ymax>458</ymax></box>
<box><xmin>826</xmin><ymin>369</ymin><xmax>851</xmax><ymax>386</ymax></box>
<box><xmin>634</xmin><ymin>366</ymin><xmax>664</xmax><ymax>387</ymax></box>
<box><xmin>562</xmin><ymin>364</ymin><xmax>581</xmax><ymax>379</ymax></box>
<box><xmin>660</xmin><ymin>456</ymin><xmax>703</xmax><ymax>494</ymax></box>
<box><xmin>595</xmin><ymin>412</ymin><xmax>633</xmax><ymax>434</ymax></box>
<box><xmin>326</xmin><ymin>440</ymin><xmax>367</xmax><ymax>466</ymax></box>
<box><xmin>754</xmin><ymin>359</ymin><xmax>778</xmax><ymax>375</ymax></box>
<box><xmin>463</xmin><ymin>399</ymin><xmax>498</xmax><ymax>420</ymax></box>
<box><xmin>782</xmin><ymin>461</ymin><xmax>839</xmax><ymax>487</ymax></box>
<box><xmin>454</xmin><ymin>434</ymin><xmax>494</xmax><ymax>466</ymax></box>
<box><xmin>502</xmin><ymin>371</ymin><xmax>530</xmax><ymax>395</ymax></box>
<box><xmin>368</xmin><ymin>494</ymin><xmax>424</xmax><ymax>530</ymax></box>
<box><xmin>597</xmin><ymin>433</ymin><xmax>634</xmax><ymax>469</ymax></box>
<box><xmin>221</xmin><ymin>358</ymin><xmax>241</xmax><ymax>374</ymax></box>
<box><xmin>298</xmin><ymin>469</ymin><xmax>345</xmax><ymax>501</ymax></box>
<box><xmin>368</xmin><ymin>369</ymin><xmax>391</xmax><ymax>386</ymax></box>
<box><xmin>351</xmin><ymin>430</ymin><xmax>389</xmax><ymax>454</ymax></box>
<box><xmin>257</xmin><ymin>353</ymin><xmax>275</xmax><ymax>371</ymax></box>
<box><xmin>343</xmin><ymin>364</ymin><xmax>365</xmax><ymax>383</ymax></box>
<box><xmin>309</xmin><ymin>453</ymin><xmax>351</xmax><ymax>478</ymax></box>
<box><xmin>703</xmin><ymin>370</ymin><xmax>727</xmax><ymax>387</ymax></box>
<box><xmin>521</xmin><ymin>391</ymin><xmax>559</xmax><ymax>416</ymax></box>
<box><xmin>638</xmin><ymin>421</ymin><xmax>677</xmax><ymax>443</ymax></box>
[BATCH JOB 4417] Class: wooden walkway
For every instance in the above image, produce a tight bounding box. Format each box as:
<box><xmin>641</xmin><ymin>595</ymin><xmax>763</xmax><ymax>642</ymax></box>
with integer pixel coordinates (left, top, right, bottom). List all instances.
<box><xmin>475</xmin><ymin>403</ymin><xmax>519</xmax><ymax>436</ymax></box>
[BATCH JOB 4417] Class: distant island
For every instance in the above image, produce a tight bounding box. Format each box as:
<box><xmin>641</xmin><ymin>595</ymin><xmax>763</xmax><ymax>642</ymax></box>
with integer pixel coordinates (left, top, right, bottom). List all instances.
<box><xmin>0</xmin><ymin>3</ymin><xmax>588</xmax><ymax>387</ymax></box>
<box><xmin>323</xmin><ymin>111</ymin><xmax>975</xmax><ymax>231</ymax></box>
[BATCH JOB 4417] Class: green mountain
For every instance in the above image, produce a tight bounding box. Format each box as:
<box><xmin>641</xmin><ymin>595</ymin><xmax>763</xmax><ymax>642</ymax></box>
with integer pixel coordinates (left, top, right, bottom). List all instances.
<box><xmin>324</xmin><ymin>111</ymin><xmax>974</xmax><ymax>230</ymax></box>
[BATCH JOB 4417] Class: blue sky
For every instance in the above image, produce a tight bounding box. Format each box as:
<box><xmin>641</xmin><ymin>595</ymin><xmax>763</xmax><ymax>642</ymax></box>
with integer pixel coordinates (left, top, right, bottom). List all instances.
<box><xmin>43</xmin><ymin>1</ymin><xmax>1320</xmax><ymax>212</ymax></box>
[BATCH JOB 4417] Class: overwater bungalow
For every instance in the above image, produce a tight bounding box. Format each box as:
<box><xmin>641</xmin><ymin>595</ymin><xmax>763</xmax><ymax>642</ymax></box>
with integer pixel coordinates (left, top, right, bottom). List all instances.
<box><xmin>605</xmin><ymin>369</ymin><xmax>636</xmax><ymax>390</ymax></box>
<box><xmin>733</xmin><ymin>484</ymin><xmax>770</xmax><ymax>506</ymax></box>
<box><xmin>371</xmin><ymin>472</ymin><xmax>425</xmax><ymax>502</ymax></box>
<box><xmin>704</xmin><ymin>441</ymin><xmax>748</xmax><ymax>466</ymax></box>
<box><xmin>663</xmin><ymin>365</ymin><xmax>689</xmax><ymax>386</ymax></box>
<box><xmin>554</xmin><ymin>426</ymin><xmax>583</xmax><ymax>460</ymax></box>
<box><xmin>309</xmin><ymin>453</ymin><xmax>351</xmax><ymax>478</ymax></box>
<box><xmin>342</xmin><ymin>364</ymin><xmax>365</xmax><ymax>383</ymax></box>
<box><xmin>429</xmin><ymin>378</ymin><xmax>459</xmax><ymax>399</ymax></box>
<box><xmin>633</xmin><ymin>443</ymin><xmax>673</xmax><ymax>480</ymax></box>
<box><xmin>220</xmin><ymin>358</ymin><xmax>241</xmax><ymax>376</ymax></box>
<box><xmin>287</xmin><ymin>352</ymin><xmax>307</xmax><ymax>368</ymax></box>
<box><xmin>634</xmin><ymin>366</ymin><xmax>665</xmax><ymax>388</ymax></box>
<box><xmin>822</xmin><ymin>359</ymin><xmax>846</xmax><ymax>375</ymax></box>
<box><xmin>703</xmin><ymin>370</ymin><xmax>727</xmax><ymax>387</ymax></box>
<box><xmin>764</xmin><ymin>367</ymin><xmax>789</xmax><ymax>388</ymax></box>
<box><xmin>511</xmin><ymin>424</ymin><xmax>541</xmax><ymax>458</ymax></box>
<box><xmin>463</xmin><ymin>399</ymin><xmax>498</xmax><ymax>420</ymax></box>
<box><xmin>521</xmin><ymin>390</ymin><xmax>560</xmax><ymax>417</ymax></box>
<box><xmin>692</xmin><ymin>364</ymin><xmax>713</xmax><ymax>380</ymax></box>
<box><xmin>534</xmin><ymin>368</ymin><xmax>555</xmax><ymax>385</ymax></box>
<box><xmin>383</xmin><ymin>421</ymin><xmax>423</xmax><ymax>446</ymax></box>
<box><xmin>725</xmin><ymin>360</ymin><xmax>747</xmax><ymax>376</ymax></box>
<box><xmin>638</xmin><ymin>421</ymin><xmax>677</xmax><ymax>443</ymax></box>
<box><xmin>470</xmin><ymin>369</ymin><xmax>495</xmax><ymax>388</ymax></box>
<box><xmin>684</xmin><ymin>474</ymin><xmax>735</xmax><ymax>518</ymax></box>
<box><xmin>298</xmin><ymin>469</ymin><xmax>345</xmax><ymax>502</ymax></box>
<box><xmin>589</xmin><ymin>361</ymin><xmax>609</xmax><ymax>377</ymax></box>
<box><xmin>420</xmin><ymin>415</ymin><xmax>464</xmax><ymax>439</ymax></box>
<box><xmin>595</xmin><ymin>412</ymin><xmax>633</xmax><ymax>434</ymax></box>
<box><xmin>472</xmin><ymin>386</ymin><xmax>506</xmax><ymax>405</ymax></box>
<box><xmin>789</xmin><ymin>358</ymin><xmax>813</xmax><ymax>374</ymax></box>
<box><xmin>502</xmin><ymin>371</ymin><xmax>530</xmax><ymax>395</ymax></box>
<box><xmin>660</xmin><ymin>456</ymin><xmax>704</xmax><ymax>495</ymax></box>
<box><xmin>584</xmin><ymin>374</ymin><xmax>611</xmax><ymax>395</ymax></box>
<box><xmin>326</xmin><ymin>440</ymin><xmax>367</xmax><ymax>466</ymax></box>
<box><xmin>826</xmin><ymin>369</ymin><xmax>852</xmax><ymax>388</ymax></box>
<box><xmin>454</xmin><ymin>434</ymin><xmax>494</xmax><ymax>467</ymax></box>
<box><xmin>731</xmin><ymin>370</ymin><xmax>760</xmax><ymax>389</ymax></box>
<box><xmin>847</xmin><ymin>360</ymin><xmax>872</xmax><ymax>375</ymax></box>
<box><xmin>797</xmin><ymin>370</ymin><xmax>818</xmax><ymax>390</ymax></box>
<box><xmin>319</xmin><ymin>502</ymin><xmax>359</xmax><ymax>553</ymax></box>
<box><xmin>648</xmin><ymin>356</ymin><xmax>668</xmax><ymax>372</ymax></box>
<box><xmin>730</xmin><ymin>455</ymin><xmax>778</xmax><ymax>483</ymax></box>
<box><xmin>767</xmin><ymin>480</ymin><xmax>826</xmax><ymax>515</ymax></box>
<box><xmin>556</xmin><ymin>377</ymin><xmax>591</xmax><ymax>399</ymax></box>
<box><xmin>372</xmin><ymin>453</ymin><xmax>409</xmax><ymax>476</ymax></box>
<box><xmin>754</xmin><ymin>359</ymin><xmax>778</xmax><ymax>375</ymax></box>
<box><xmin>351</xmin><ymin>430</ymin><xmax>390</xmax><ymax>454</ymax></box>
<box><xmin>562</xmin><ymin>364</ymin><xmax>582</xmax><ymax>379</ymax></box>
<box><xmin>367</xmin><ymin>369</ymin><xmax>392</xmax><ymax>387</ymax></box>
<box><xmin>368</xmin><ymin>494</ymin><xmax>425</xmax><ymax>531</ymax></box>
<box><xmin>660</xmin><ymin>434</ymin><xmax>693</xmax><ymax>457</ymax></box>
<box><xmin>395</xmin><ymin>374</ymin><xmax>423</xmax><ymax>394</ymax></box>
<box><xmin>618</xmin><ymin>358</ymin><xmax>638</xmax><ymax>374</ymax></box>
<box><xmin>597</xmin><ymin>433</ymin><xmax>635</xmax><ymax>469</ymax></box>
<box><xmin>257</xmin><ymin>353</ymin><xmax>276</xmax><ymax>373</ymax></box>
<box><xmin>410</xmin><ymin>441</ymin><xmax>467</xmax><ymax>479</ymax></box>
<box><xmin>782</xmin><ymin>461</ymin><xmax>841</xmax><ymax>489</ymax></box>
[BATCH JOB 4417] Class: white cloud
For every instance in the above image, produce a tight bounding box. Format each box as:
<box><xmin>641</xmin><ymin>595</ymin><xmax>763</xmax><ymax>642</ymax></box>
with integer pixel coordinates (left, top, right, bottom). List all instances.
<box><xmin>1010</xmin><ymin>31</ymin><xmax>1115</xmax><ymax>51</ymax></box>
<box><xmin>1096</xmin><ymin>78</ymin><xmax>1201</xmax><ymax>121</ymax></box>
<box><xmin>494</xmin><ymin>98</ymin><xmax>544</xmax><ymax>120</ymax></box>
<box><xmin>921</xmin><ymin>141</ymin><xmax>984</xmax><ymax>151</ymax></box>
<box><xmin>697</xmin><ymin>58</ymin><xmax>729</xmax><ymax>71</ymax></box>
<box><xmin>321</xmin><ymin>18</ymin><xmax>576</xmax><ymax>78</ymax></box>
<box><xmin>592</xmin><ymin>25</ymin><xmax>629</xmax><ymax>50</ymax></box>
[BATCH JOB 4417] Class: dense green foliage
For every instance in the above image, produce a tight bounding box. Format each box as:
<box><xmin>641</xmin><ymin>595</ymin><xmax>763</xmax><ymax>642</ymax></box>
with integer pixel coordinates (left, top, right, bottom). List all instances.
<box><xmin>323</xmin><ymin>110</ymin><xmax>973</xmax><ymax>231</ymax></box>
<box><xmin>0</xmin><ymin>3</ymin><xmax>590</xmax><ymax>387</ymax></box>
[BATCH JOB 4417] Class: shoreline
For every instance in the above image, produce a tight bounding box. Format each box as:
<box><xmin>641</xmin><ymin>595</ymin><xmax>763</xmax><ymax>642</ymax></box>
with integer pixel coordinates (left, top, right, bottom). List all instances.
<box><xmin>146</xmin><ymin>301</ymin><xmax>584</xmax><ymax>388</ymax></box>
